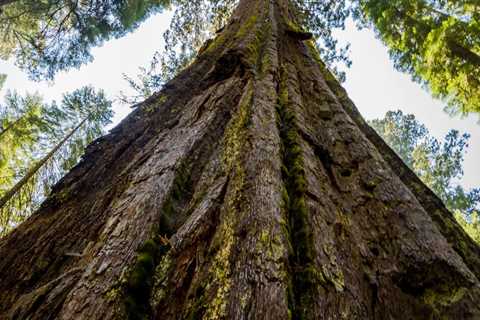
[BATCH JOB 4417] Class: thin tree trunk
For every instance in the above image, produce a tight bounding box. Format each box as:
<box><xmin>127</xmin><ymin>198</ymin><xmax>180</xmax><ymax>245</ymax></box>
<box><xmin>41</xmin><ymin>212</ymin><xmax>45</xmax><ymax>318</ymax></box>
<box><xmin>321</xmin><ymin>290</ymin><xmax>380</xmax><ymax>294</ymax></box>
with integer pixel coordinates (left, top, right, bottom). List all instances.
<box><xmin>0</xmin><ymin>117</ymin><xmax>87</xmax><ymax>209</ymax></box>
<box><xmin>448</xmin><ymin>39</ymin><xmax>480</xmax><ymax>67</ymax></box>
<box><xmin>392</xmin><ymin>6</ymin><xmax>480</xmax><ymax>67</ymax></box>
<box><xmin>0</xmin><ymin>0</ymin><xmax>479</xmax><ymax>319</ymax></box>
<box><xmin>0</xmin><ymin>114</ymin><xmax>25</xmax><ymax>139</ymax></box>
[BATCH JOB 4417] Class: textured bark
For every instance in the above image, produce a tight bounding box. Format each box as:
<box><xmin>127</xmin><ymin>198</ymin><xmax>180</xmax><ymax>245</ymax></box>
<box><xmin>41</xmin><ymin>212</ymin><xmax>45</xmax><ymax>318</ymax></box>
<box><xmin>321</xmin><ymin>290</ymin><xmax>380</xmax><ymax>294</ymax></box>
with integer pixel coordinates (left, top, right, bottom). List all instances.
<box><xmin>0</xmin><ymin>0</ymin><xmax>479</xmax><ymax>319</ymax></box>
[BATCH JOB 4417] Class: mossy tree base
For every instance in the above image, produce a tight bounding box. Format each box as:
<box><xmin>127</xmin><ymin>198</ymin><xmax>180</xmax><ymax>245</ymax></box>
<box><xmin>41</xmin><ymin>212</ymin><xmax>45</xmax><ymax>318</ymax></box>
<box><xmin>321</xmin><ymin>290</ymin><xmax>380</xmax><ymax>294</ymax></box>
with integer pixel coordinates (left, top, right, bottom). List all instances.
<box><xmin>1</xmin><ymin>0</ymin><xmax>479</xmax><ymax>319</ymax></box>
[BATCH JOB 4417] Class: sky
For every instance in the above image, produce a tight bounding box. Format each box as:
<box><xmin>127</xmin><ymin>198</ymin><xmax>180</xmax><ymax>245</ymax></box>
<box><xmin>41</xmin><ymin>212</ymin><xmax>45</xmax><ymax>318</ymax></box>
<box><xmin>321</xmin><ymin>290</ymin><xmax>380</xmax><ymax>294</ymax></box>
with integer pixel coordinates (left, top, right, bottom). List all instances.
<box><xmin>0</xmin><ymin>11</ymin><xmax>478</xmax><ymax>190</ymax></box>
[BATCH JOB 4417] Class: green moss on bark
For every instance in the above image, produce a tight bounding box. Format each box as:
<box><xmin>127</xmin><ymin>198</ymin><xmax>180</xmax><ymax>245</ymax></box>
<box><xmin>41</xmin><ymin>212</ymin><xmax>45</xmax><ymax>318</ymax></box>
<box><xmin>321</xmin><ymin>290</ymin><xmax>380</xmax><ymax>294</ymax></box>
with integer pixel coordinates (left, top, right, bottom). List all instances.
<box><xmin>276</xmin><ymin>64</ymin><xmax>316</xmax><ymax>320</ymax></box>
<box><xmin>124</xmin><ymin>239</ymin><xmax>170</xmax><ymax>320</ymax></box>
<box><xmin>223</xmin><ymin>81</ymin><xmax>254</xmax><ymax>171</ymax></box>
<box><xmin>123</xmin><ymin>165</ymin><xmax>193</xmax><ymax>319</ymax></box>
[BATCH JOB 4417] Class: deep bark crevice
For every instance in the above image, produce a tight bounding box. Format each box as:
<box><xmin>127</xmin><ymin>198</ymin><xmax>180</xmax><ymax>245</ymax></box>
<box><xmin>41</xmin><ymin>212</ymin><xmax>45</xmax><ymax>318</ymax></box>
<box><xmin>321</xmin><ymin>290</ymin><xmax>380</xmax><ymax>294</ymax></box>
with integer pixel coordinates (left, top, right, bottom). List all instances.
<box><xmin>276</xmin><ymin>64</ymin><xmax>317</xmax><ymax>320</ymax></box>
<box><xmin>123</xmin><ymin>71</ymin><xmax>248</xmax><ymax>319</ymax></box>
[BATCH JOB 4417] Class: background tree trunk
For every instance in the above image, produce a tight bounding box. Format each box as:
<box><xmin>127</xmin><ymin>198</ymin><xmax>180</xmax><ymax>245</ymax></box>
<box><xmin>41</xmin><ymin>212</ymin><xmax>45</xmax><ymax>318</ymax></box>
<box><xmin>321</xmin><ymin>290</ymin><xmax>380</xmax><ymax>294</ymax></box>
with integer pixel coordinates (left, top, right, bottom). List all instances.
<box><xmin>0</xmin><ymin>0</ymin><xmax>479</xmax><ymax>319</ymax></box>
<box><xmin>0</xmin><ymin>115</ymin><xmax>24</xmax><ymax>138</ymax></box>
<box><xmin>0</xmin><ymin>116</ymin><xmax>88</xmax><ymax>211</ymax></box>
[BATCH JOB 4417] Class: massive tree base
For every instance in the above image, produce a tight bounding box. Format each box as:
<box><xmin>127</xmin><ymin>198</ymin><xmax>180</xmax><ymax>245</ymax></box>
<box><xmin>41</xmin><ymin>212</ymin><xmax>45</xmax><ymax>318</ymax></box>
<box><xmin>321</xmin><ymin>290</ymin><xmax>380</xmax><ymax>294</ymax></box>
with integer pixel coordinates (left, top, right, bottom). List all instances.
<box><xmin>1</xmin><ymin>0</ymin><xmax>479</xmax><ymax>319</ymax></box>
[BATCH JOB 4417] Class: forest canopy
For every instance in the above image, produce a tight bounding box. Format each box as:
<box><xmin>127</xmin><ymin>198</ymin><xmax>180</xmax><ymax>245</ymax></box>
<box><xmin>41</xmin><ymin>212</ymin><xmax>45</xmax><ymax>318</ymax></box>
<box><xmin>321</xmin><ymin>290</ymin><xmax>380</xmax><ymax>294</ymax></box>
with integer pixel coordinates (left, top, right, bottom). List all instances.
<box><xmin>0</xmin><ymin>86</ymin><xmax>113</xmax><ymax>235</ymax></box>
<box><xmin>1</xmin><ymin>0</ymin><xmax>478</xmax><ymax>115</ymax></box>
<box><xmin>121</xmin><ymin>0</ymin><xmax>480</xmax><ymax>116</ymax></box>
<box><xmin>0</xmin><ymin>0</ymin><xmax>171</xmax><ymax>79</ymax></box>
<box><xmin>358</xmin><ymin>0</ymin><xmax>480</xmax><ymax>115</ymax></box>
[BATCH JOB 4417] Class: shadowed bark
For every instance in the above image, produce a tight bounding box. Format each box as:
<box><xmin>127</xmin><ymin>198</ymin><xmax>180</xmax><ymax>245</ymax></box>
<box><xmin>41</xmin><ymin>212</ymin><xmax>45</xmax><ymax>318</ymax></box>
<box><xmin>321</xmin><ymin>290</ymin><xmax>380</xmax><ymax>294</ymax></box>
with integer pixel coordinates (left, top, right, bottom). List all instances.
<box><xmin>0</xmin><ymin>0</ymin><xmax>479</xmax><ymax>319</ymax></box>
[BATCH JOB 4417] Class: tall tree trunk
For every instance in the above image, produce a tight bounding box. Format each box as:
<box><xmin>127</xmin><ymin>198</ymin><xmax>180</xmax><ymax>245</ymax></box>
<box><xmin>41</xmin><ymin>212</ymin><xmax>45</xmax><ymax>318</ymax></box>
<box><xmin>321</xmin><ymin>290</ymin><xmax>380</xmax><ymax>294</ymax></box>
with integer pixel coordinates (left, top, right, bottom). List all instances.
<box><xmin>0</xmin><ymin>0</ymin><xmax>479</xmax><ymax>319</ymax></box>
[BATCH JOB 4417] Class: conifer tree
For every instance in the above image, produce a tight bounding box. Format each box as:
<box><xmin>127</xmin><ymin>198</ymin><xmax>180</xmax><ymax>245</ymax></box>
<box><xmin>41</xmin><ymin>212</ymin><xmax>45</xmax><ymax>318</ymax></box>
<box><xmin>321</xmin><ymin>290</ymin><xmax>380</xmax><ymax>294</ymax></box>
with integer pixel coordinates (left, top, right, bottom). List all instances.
<box><xmin>0</xmin><ymin>0</ymin><xmax>170</xmax><ymax>79</ymax></box>
<box><xmin>0</xmin><ymin>91</ymin><xmax>44</xmax><ymax>195</ymax></box>
<box><xmin>0</xmin><ymin>86</ymin><xmax>112</xmax><ymax>235</ymax></box>
<box><xmin>358</xmin><ymin>0</ymin><xmax>480</xmax><ymax>114</ymax></box>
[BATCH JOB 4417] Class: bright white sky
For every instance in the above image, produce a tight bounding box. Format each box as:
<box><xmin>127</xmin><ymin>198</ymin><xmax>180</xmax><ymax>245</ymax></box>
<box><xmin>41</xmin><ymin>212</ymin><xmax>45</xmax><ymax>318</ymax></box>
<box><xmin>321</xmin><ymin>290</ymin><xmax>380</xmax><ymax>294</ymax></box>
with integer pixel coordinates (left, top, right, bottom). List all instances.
<box><xmin>0</xmin><ymin>11</ymin><xmax>478</xmax><ymax>190</ymax></box>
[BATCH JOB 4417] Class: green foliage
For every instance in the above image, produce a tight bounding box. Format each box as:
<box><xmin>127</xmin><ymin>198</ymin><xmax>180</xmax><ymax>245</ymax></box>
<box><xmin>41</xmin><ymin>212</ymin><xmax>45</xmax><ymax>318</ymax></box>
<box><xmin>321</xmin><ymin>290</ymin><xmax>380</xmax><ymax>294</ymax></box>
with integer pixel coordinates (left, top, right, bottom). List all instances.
<box><xmin>121</xmin><ymin>0</ymin><xmax>237</xmax><ymax>103</ymax></box>
<box><xmin>0</xmin><ymin>86</ymin><xmax>112</xmax><ymax>236</ymax></box>
<box><xmin>2</xmin><ymin>0</ymin><xmax>477</xmax><ymax>117</ymax></box>
<box><xmin>119</xmin><ymin>0</ymin><xmax>479</xmax><ymax>116</ymax></box>
<box><xmin>357</xmin><ymin>0</ymin><xmax>480</xmax><ymax>115</ymax></box>
<box><xmin>291</xmin><ymin>0</ymin><xmax>352</xmax><ymax>81</ymax></box>
<box><xmin>121</xmin><ymin>0</ymin><xmax>356</xmax><ymax>102</ymax></box>
<box><xmin>369</xmin><ymin>110</ymin><xmax>480</xmax><ymax>243</ymax></box>
<box><xmin>454</xmin><ymin>211</ymin><xmax>480</xmax><ymax>244</ymax></box>
<box><xmin>0</xmin><ymin>0</ymin><xmax>170</xmax><ymax>80</ymax></box>
<box><xmin>0</xmin><ymin>91</ymin><xmax>45</xmax><ymax>229</ymax></box>
<box><xmin>160</xmin><ymin>0</ymin><xmax>233</xmax><ymax>77</ymax></box>
<box><xmin>50</xmin><ymin>86</ymin><xmax>113</xmax><ymax>170</ymax></box>
<box><xmin>119</xmin><ymin>52</ymin><xmax>167</xmax><ymax>105</ymax></box>
<box><xmin>0</xmin><ymin>91</ymin><xmax>45</xmax><ymax>190</ymax></box>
